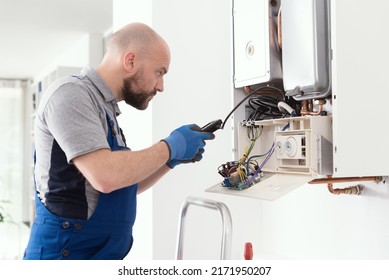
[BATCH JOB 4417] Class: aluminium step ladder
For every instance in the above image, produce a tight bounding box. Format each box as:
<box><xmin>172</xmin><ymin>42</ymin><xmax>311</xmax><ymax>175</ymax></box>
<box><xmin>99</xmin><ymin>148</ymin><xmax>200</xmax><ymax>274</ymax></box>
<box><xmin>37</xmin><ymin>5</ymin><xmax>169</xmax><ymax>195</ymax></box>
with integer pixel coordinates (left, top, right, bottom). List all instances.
<box><xmin>175</xmin><ymin>196</ymin><xmax>233</xmax><ymax>260</ymax></box>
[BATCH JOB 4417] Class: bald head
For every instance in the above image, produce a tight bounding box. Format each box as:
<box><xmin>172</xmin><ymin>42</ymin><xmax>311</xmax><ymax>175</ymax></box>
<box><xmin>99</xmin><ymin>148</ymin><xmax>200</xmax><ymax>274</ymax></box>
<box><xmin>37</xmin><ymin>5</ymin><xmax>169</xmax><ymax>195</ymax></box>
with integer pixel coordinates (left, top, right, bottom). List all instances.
<box><xmin>97</xmin><ymin>22</ymin><xmax>170</xmax><ymax>103</ymax></box>
<box><xmin>105</xmin><ymin>22</ymin><xmax>167</xmax><ymax>59</ymax></box>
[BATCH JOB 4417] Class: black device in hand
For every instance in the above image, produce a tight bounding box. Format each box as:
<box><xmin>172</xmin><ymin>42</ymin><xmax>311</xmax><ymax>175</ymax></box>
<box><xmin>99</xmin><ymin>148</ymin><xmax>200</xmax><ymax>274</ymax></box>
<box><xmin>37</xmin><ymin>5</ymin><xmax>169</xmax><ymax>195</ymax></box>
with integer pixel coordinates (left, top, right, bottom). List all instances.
<box><xmin>201</xmin><ymin>119</ymin><xmax>223</xmax><ymax>133</ymax></box>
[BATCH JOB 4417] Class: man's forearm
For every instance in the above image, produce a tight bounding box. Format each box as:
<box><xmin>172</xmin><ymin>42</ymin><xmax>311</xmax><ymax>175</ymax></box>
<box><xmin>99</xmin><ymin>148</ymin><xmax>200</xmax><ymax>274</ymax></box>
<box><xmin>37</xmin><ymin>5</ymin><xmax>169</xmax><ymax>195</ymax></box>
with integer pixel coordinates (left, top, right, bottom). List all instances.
<box><xmin>73</xmin><ymin>141</ymin><xmax>170</xmax><ymax>193</ymax></box>
<box><xmin>137</xmin><ymin>164</ymin><xmax>172</xmax><ymax>194</ymax></box>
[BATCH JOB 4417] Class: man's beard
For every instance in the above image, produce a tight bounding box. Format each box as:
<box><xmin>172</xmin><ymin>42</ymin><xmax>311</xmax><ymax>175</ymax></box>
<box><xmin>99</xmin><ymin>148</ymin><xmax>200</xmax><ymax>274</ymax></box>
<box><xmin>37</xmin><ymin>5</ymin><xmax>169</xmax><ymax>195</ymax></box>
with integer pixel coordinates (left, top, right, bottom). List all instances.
<box><xmin>121</xmin><ymin>72</ymin><xmax>156</xmax><ymax>110</ymax></box>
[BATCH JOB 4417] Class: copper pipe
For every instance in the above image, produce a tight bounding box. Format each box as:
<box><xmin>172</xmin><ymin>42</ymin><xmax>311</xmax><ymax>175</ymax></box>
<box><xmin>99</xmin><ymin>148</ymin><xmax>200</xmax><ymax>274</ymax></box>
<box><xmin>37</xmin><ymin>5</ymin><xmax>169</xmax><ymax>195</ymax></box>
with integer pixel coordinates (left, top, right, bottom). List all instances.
<box><xmin>244</xmin><ymin>86</ymin><xmax>252</xmax><ymax>94</ymax></box>
<box><xmin>310</xmin><ymin>176</ymin><xmax>382</xmax><ymax>196</ymax></box>
<box><xmin>243</xmin><ymin>85</ymin><xmax>284</xmax><ymax>99</ymax></box>
<box><xmin>327</xmin><ymin>183</ymin><xmax>364</xmax><ymax>195</ymax></box>
<box><xmin>300</xmin><ymin>100</ymin><xmax>310</xmax><ymax>115</ymax></box>
<box><xmin>306</xmin><ymin>105</ymin><xmax>324</xmax><ymax>116</ymax></box>
<box><xmin>300</xmin><ymin>99</ymin><xmax>326</xmax><ymax>116</ymax></box>
<box><xmin>309</xmin><ymin>176</ymin><xmax>382</xmax><ymax>185</ymax></box>
<box><xmin>277</xmin><ymin>7</ymin><xmax>282</xmax><ymax>49</ymax></box>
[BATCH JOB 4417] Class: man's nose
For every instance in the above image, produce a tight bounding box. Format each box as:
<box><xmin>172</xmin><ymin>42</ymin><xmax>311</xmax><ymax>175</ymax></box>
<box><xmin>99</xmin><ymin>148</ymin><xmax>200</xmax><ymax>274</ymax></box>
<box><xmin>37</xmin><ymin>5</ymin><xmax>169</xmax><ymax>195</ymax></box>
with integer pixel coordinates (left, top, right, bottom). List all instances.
<box><xmin>155</xmin><ymin>77</ymin><xmax>164</xmax><ymax>92</ymax></box>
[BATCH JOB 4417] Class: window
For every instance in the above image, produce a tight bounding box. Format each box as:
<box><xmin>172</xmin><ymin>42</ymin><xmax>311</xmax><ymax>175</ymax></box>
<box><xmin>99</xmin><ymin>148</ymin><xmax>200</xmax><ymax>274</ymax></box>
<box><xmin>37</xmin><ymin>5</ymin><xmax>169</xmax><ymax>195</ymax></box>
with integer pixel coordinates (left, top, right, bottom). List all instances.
<box><xmin>0</xmin><ymin>80</ymin><xmax>29</xmax><ymax>259</ymax></box>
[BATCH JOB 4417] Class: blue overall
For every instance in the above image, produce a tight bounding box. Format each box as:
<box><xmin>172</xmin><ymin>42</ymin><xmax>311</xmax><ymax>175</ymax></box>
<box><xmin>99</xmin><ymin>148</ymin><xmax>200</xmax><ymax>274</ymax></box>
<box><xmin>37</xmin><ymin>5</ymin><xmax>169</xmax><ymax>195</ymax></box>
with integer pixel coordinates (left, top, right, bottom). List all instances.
<box><xmin>24</xmin><ymin>113</ymin><xmax>137</xmax><ymax>260</ymax></box>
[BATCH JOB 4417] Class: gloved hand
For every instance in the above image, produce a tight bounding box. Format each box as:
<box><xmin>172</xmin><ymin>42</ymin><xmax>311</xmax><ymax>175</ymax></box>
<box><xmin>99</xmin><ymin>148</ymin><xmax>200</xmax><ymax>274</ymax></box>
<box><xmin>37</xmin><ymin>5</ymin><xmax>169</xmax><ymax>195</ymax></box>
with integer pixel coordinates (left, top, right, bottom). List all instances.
<box><xmin>162</xmin><ymin>124</ymin><xmax>215</xmax><ymax>168</ymax></box>
<box><xmin>166</xmin><ymin>148</ymin><xmax>205</xmax><ymax>168</ymax></box>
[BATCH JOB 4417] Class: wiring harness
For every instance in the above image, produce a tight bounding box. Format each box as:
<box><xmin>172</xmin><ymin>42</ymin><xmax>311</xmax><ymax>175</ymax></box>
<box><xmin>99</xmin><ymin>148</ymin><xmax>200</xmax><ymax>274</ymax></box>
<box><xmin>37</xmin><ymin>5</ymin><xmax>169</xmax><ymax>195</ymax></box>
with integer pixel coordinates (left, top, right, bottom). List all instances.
<box><xmin>244</xmin><ymin>86</ymin><xmax>298</xmax><ymax>121</ymax></box>
<box><xmin>216</xmin><ymin>85</ymin><xmax>295</xmax><ymax>190</ymax></box>
<box><xmin>246</xmin><ymin>95</ymin><xmax>284</xmax><ymax>120</ymax></box>
<box><xmin>219</xmin><ymin>123</ymin><xmax>289</xmax><ymax>190</ymax></box>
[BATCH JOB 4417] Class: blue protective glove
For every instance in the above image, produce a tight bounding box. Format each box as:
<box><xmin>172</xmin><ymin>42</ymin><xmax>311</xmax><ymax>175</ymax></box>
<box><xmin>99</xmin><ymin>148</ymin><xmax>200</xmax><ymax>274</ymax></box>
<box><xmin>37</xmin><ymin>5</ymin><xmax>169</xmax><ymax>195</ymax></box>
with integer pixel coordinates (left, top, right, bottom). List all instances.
<box><xmin>166</xmin><ymin>148</ymin><xmax>205</xmax><ymax>168</ymax></box>
<box><xmin>163</xmin><ymin>124</ymin><xmax>215</xmax><ymax>168</ymax></box>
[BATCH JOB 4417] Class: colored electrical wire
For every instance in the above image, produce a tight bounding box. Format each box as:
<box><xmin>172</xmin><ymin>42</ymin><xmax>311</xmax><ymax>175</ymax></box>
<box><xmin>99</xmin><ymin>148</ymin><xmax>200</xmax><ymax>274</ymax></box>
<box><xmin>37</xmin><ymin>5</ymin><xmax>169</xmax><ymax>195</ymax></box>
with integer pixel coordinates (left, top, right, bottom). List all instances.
<box><xmin>246</xmin><ymin>150</ymin><xmax>273</xmax><ymax>172</ymax></box>
<box><xmin>219</xmin><ymin>103</ymin><xmax>291</xmax><ymax>190</ymax></box>
<box><xmin>240</xmin><ymin>122</ymin><xmax>290</xmax><ymax>189</ymax></box>
<box><xmin>258</xmin><ymin>123</ymin><xmax>289</xmax><ymax>170</ymax></box>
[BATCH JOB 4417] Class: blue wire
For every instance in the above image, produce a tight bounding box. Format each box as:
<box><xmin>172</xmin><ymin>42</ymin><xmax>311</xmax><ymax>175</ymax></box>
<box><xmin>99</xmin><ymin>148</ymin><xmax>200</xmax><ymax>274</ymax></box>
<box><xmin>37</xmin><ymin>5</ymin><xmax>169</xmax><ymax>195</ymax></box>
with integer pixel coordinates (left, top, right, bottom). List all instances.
<box><xmin>241</xmin><ymin>123</ymin><xmax>290</xmax><ymax>189</ymax></box>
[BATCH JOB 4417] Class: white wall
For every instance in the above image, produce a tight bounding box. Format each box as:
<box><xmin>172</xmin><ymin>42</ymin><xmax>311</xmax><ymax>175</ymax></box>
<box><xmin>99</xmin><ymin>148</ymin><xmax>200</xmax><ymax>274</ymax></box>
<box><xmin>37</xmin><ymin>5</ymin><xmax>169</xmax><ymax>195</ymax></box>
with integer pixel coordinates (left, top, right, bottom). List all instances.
<box><xmin>258</xmin><ymin>180</ymin><xmax>389</xmax><ymax>259</ymax></box>
<box><xmin>33</xmin><ymin>33</ymin><xmax>103</xmax><ymax>83</ymax></box>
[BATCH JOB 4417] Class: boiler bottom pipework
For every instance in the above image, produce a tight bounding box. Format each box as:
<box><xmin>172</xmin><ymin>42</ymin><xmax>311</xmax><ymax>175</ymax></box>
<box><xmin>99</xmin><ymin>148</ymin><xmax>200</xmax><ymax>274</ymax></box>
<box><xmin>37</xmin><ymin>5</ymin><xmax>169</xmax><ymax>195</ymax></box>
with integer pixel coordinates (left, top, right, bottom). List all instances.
<box><xmin>308</xmin><ymin>176</ymin><xmax>383</xmax><ymax>195</ymax></box>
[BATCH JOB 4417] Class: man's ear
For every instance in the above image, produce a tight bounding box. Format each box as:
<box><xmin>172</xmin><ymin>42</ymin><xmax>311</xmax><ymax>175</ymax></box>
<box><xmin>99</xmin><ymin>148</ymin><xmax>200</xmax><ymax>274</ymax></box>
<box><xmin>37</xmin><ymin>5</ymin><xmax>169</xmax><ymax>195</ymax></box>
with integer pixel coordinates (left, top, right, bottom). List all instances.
<box><xmin>123</xmin><ymin>51</ymin><xmax>136</xmax><ymax>73</ymax></box>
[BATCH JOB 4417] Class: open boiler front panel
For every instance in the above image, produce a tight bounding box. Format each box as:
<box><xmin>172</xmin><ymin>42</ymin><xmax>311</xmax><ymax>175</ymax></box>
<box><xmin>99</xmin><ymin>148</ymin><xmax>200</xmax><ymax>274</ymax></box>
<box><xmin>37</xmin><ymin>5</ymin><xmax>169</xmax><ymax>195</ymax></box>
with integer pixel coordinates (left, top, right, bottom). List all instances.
<box><xmin>207</xmin><ymin>0</ymin><xmax>387</xmax><ymax>200</ymax></box>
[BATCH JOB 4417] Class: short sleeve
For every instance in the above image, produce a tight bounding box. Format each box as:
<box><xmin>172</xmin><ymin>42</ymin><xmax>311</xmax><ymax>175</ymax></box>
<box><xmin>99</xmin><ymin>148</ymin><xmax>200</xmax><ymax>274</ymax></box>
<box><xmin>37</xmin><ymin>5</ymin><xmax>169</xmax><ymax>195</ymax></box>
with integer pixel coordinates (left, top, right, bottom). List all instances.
<box><xmin>41</xmin><ymin>82</ymin><xmax>110</xmax><ymax>163</ymax></box>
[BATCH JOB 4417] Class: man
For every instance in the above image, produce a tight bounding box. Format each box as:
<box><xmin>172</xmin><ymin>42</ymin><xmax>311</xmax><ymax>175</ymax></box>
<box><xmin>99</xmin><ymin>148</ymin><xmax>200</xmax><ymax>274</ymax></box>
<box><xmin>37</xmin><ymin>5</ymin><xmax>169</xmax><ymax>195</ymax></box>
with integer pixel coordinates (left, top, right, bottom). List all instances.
<box><xmin>23</xmin><ymin>22</ymin><xmax>214</xmax><ymax>260</ymax></box>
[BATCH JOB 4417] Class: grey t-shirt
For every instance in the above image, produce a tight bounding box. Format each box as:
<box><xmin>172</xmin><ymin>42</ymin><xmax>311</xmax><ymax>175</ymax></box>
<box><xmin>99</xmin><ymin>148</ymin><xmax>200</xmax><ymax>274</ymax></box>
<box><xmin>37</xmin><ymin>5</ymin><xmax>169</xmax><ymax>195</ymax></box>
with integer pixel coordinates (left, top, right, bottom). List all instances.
<box><xmin>34</xmin><ymin>65</ymin><xmax>126</xmax><ymax>219</ymax></box>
